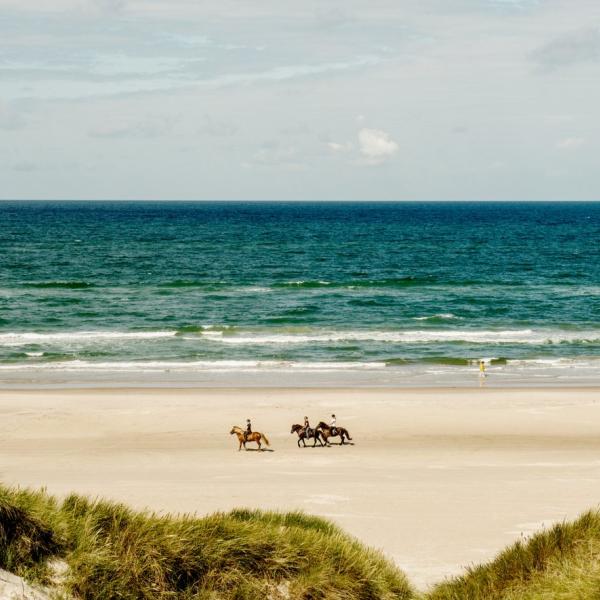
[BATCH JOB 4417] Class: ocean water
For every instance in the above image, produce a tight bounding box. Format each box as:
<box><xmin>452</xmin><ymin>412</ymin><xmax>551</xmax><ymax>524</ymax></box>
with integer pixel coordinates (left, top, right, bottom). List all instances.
<box><xmin>0</xmin><ymin>201</ymin><xmax>599</xmax><ymax>387</ymax></box>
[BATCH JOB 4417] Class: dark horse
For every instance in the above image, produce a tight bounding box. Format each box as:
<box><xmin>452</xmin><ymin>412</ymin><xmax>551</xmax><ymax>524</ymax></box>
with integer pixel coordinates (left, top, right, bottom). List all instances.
<box><xmin>316</xmin><ymin>422</ymin><xmax>353</xmax><ymax>445</ymax></box>
<box><xmin>290</xmin><ymin>424</ymin><xmax>326</xmax><ymax>448</ymax></box>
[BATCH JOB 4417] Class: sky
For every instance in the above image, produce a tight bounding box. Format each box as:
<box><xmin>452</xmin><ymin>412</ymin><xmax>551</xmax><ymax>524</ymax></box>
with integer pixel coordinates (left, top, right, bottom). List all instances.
<box><xmin>1</xmin><ymin>0</ymin><xmax>599</xmax><ymax>200</ymax></box>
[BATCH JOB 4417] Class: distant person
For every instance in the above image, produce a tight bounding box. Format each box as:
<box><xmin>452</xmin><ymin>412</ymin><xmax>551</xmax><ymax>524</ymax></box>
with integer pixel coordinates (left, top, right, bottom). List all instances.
<box><xmin>244</xmin><ymin>418</ymin><xmax>252</xmax><ymax>442</ymax></box>
<box><xmin>479</xmin><ymin>360</ymin><xmax>486</xmax><ymax>378</ymax></box>
<box><xmin>330</xmin><ymin>414</ymin><xmax>337</xmax><ymax>436</ymax></box>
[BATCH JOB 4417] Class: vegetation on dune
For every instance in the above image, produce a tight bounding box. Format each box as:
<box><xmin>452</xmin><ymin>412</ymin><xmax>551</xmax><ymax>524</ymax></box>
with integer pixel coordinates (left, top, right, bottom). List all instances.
<box><xmin>0</xmin><ymin>484</ymin><xmax>414</xmax><ymax>600</ymax></box>
<box><xmin>427</xmin><ymin>510</ymin><xmax>600</xmax><ymax>600</ymax></box>
<box><xmin>4</xmin><ymin>481</ymin><xmax>600</xmax><ymax>600</ymax></box>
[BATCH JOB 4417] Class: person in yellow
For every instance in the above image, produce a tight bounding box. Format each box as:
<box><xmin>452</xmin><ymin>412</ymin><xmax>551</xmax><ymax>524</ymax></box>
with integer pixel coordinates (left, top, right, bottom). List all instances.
<box><xmin>479</xmin><ymin>360</ymin><xmax>486</xmax><ymax>377</ymax></box>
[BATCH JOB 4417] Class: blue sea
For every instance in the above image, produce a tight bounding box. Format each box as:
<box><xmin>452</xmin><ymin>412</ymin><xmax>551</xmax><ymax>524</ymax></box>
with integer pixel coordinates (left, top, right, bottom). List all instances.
<box><xmin>0</xmin><ymin>201</ymin><xmax>599</xmax><ymax>387</ymax></box>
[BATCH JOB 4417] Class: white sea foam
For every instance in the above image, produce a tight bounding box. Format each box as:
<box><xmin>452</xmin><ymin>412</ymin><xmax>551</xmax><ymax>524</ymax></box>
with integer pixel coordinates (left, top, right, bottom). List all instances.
<box><xmin>413</xmin><ymin>314</ymin><xmax>460</xmax><ymax>321</ymax></box>
<box><xmin>0</xmin><ymin>331</ymin><xmax>176</xmax><ymax>346</ymax></box>
<box><xmin>1</xmin><ymin>328</ymin><xmax>600</xmax><ymax>347</ymax></box>
<box><xmin>195</xmin><ymin>329</ymin><xmax>600</xmax><ymax>345</ymax></box>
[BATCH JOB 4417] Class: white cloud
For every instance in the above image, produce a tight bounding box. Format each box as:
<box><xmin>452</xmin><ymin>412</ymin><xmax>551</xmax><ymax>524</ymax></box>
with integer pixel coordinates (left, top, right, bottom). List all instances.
<box><xmin>357</xmin><ymin>128</ymin><xmax>398</xmax><ymax>165</ymax></box>
<box><xmin>327</xmin><ymin>141</ymin><xmax>353</xmax><ymax>153</ymax></box>
<box><xmin>555</xmin><ymin>137</ymin><xmax>585</xmax><ymax>150</ymax></box>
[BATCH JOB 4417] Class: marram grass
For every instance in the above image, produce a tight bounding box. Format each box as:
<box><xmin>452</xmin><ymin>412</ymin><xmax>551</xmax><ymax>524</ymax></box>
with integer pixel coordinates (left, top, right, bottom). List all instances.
<box><xmin>2</xmin><ymin>483</ymin><xmax>600</xmax><ymax>599</ymax></box>
<box><xmin>427</xmin><ymin>510</ymin><xmax>600</xmax><ymax>600</ymax></box>
<box><xmin>0</xmin><ymin>484</ymin><xmax>413</xmax><ymax>599</ymax></box>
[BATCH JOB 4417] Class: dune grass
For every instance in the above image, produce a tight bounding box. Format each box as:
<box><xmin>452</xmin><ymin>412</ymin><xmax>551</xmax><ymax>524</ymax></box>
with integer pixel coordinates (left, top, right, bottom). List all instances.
<box><xmin>0</xmin><ymin>484</ymin><xmax>414</xmax><ymax>600</ymax></box>
<box><xmin>427</xmin><ymin>510</ymin><xmax>600</xmax><ymax>600</ymax></box>
<box><xmin>3</xmin><ymin>482</ymin><xmax>600</xmax><ymax>599</ymax></box>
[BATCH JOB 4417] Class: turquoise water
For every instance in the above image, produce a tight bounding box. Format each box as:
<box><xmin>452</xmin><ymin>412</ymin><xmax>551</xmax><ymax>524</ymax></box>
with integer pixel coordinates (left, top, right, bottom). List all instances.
<box><xmin>0</xmin><ymin>201</ymin><xmax>599</xmax><ymax>386</ymax></box>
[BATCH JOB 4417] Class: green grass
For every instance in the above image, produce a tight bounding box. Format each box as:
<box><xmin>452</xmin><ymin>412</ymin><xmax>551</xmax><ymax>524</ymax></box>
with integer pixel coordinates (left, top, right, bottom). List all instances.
<box><xmin>3</xmin><ymin>482</ymin><xmax>600</xmax><ymax>599</ymax></box>
<box><xmin>0</xmin><ymin>484</ymin><xmax>413</xmax><ymax>599</ymax></box>
<box><xmin>427</xmin><ymin>510</ymin><xmax>600</xmax><ymax>600</ymax></box>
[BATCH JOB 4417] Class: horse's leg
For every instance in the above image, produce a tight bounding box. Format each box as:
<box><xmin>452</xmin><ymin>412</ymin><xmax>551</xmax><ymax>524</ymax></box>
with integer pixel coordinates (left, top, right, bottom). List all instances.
<box><xmin>257</xmin><ymin>439</ymin><xmax>262</xmax><ymax>451</ymax></box>
<box><xmin>238</xmin><ymin>438</ymin><xmax>242</xmax><ymax>451</ymax></box>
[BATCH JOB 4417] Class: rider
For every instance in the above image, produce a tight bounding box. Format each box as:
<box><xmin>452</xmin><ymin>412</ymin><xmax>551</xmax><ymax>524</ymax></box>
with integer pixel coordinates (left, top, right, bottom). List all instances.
<box><xmin>303</xmin><ymin>415</ymin><xmax>311</xmax><ymax>437</ymax></box>
<box><xmin>330</xmin><ymin>414</ymin><xmax>337</xmax><ymax>436</ymax></box>
<box><xmin>244</xmin><ymin>418</ymin><xmax>252</xmax><ymax>442</ymax></box>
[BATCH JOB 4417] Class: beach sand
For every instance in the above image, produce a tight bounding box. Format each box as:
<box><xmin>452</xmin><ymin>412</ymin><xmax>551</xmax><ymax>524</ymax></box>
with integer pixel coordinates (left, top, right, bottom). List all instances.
<box><xmin>0</xmin><ymin>387</ymin><xmax>599</xmax><ymax>590</ymax></box>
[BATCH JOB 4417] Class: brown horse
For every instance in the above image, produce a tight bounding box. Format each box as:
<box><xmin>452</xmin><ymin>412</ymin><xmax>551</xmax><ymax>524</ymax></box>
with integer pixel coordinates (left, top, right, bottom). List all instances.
<box><xmin>290</xmin><ymin>424</ymin><xmax>326</xmax><ymax>448</ymax></box>
<box><xmin>316</xmin><ymin>422</ymin><xmax>352</xmax><ymax>445</ymax></box>
<box><xmin>230</xmin><ymin>425</ymin><xmax>270</xmax><ymax>451</ymax></box>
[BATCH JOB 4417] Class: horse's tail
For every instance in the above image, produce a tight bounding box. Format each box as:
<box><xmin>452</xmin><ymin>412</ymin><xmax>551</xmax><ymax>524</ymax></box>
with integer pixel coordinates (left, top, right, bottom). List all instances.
<box><xmin>344</xmin><ymin>428</ymin><xmax>352</xmax><ymax>440</ymax></box>
<box><xmin>261</xmin><ymin>433</ymin><xmax>270</xmax><ymax>446</ymax></box>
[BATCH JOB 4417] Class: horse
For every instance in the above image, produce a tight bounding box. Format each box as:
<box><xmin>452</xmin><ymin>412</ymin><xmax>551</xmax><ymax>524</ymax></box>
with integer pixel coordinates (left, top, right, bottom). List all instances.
<box><xmin>230</xmin><ymin>426</ymin><xmax>270</xmax><ymax>451</ymax></box>
<box><xmin>316</xmin><ymin>421</ymin><xmax>352</xmax><ymax>445</ymax></box>
<box><xmin>290</xmin><ymin>424</ymin><xmax>326</xmax><ymax>448</ymax></box>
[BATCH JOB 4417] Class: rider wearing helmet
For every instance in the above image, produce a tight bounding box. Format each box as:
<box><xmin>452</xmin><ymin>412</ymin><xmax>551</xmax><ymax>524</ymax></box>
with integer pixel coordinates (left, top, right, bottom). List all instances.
<box><xmin>330</xmin><ymin>414</ymin><xmax>337</xmax><ymax>436</ymax></box>
<box><xmin>244</xmin><ymin>418</ymin><xmax>252</xmax><ymax>442</ymax></box>
<box><xmin>303</xmin><ymin>416</ymin><xmax>311</xmax><ymax>437</ymax></box>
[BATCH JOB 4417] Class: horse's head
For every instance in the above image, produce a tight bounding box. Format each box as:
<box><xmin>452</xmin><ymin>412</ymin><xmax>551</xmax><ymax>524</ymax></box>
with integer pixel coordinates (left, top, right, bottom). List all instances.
<box><xmin>317</xmin><ymin>421</ymin><xmax>328</xmax><ymax>430</ymax></box>
<box><xmin>230</xmin><ymin>426</ymin><xmax>240</xmax><ymax>435</ymax></box>
<box><xmin>291</xmin><ymin>424</ymin><xmax>301</xmax><ymax>434</ymax></box>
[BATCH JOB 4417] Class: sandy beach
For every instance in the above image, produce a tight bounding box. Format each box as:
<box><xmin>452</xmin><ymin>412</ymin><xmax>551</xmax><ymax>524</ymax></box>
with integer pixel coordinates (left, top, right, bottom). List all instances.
<box><xmin>0</xmin><ymin>387</ymin><xmax>599</xmax><ymax>590</ymax></box>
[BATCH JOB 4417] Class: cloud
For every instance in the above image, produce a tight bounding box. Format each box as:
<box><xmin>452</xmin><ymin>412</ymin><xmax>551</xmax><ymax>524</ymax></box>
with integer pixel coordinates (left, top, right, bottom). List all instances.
<box><xmin>532</xmin><ymin>28</ymin><xmax>600</xmax><ymax>70</ymax></box>
<box><xmin>3</xmin><ymin>54</ymin><xmax>385</xmax><ymax>102</ymax></box>
<box><xmin>556</xmin><ymin>137</ymin><xmax>585</xmax><ymax>150</ymax></box>
<box><xmin>357</xmin><ymin>128</ymin><xmax>398</xmax><ymax>165</ymax></box>
<box><xmin>327</xmin><ymin>141</ymin><xmax>353</xmax><ymax>153</ymax></box>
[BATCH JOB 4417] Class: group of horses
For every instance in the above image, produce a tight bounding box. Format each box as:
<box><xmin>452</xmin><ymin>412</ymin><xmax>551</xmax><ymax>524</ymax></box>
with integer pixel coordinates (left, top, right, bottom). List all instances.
<box><xmin>229</xmin><ymin>422</ymin><xmax>352</xmax><ymax>451</ymax></box>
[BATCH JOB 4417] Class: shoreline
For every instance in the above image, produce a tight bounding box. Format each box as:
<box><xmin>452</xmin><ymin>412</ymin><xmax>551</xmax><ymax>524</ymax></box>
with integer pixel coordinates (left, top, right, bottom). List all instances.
<box><xmin>1</xmin><ymin>386</ymin><xmax>599</xmax><ymax>590</ymax></box>
<box><xmin>1</xmin><ymin>361</ymin><xmax>600</xmax><ymax>389</ymax></box>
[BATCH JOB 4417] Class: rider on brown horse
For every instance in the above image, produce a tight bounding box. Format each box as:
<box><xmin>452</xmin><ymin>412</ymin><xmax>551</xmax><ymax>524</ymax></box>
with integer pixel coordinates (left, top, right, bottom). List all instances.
<box><xmin>244</xmin><ymin>418</ymin><xmax>252</xmax><ymax>442</ymax></box>
<box><xmin>330</xmin><ymin>414</ymin><xmax>337</xmax><ymax>436</ymax></box>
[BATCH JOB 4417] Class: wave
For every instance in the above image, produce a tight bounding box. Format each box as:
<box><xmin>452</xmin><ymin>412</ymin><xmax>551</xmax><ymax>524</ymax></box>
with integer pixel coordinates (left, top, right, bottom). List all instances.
<box><xmin>272</xmin><ymin>277</ymin><xmax>438</xmax><ymax>289</ymax></box>
<box><xmin>188</xmin><ymin>328</ymin><xmax>600</xmax><ymax>345</ymax></box>
<box><xmin>421</xmin><ymin>357</ymin><xmax>471</xmax><ymax>366</ymax></box>
<box><xmin>24</xmin><ymin>281</ymin><xmax>95</xmax><ymax>289</ymax></box>
<box><xmin>2</xmin><ymin>328</ymin><xmax>600</xmax><ymax>347</ymax></box>
<box><xmin>157</xmin><ymin>281</ymin><xmax>272</xmax><ymax>293</ymax></box>
<box><xmin>158</xmin><ymin>280</ymin><xmax>227</xmax><ymax>289</ymax></box>
<box><xmin>0</xmin><ymin>331</ymin><xmax>176</xmax><ymax>345</ymax></box>
<box><xmin>1</xmin><ymin>357</ymin><xmax>599</xmax><ymax>373</ymax></box>
<box><xmin>413</xmin><ymin>314</ymin><xmax>460</xmax><ymax>322</ymax></box>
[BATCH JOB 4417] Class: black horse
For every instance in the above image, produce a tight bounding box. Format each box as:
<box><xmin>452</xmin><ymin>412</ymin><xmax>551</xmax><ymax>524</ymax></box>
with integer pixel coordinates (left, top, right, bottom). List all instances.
<box><xmin>290</xmin><ymin>424</ymin><xmax>326</xmax><ymax>447</ymax></box>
